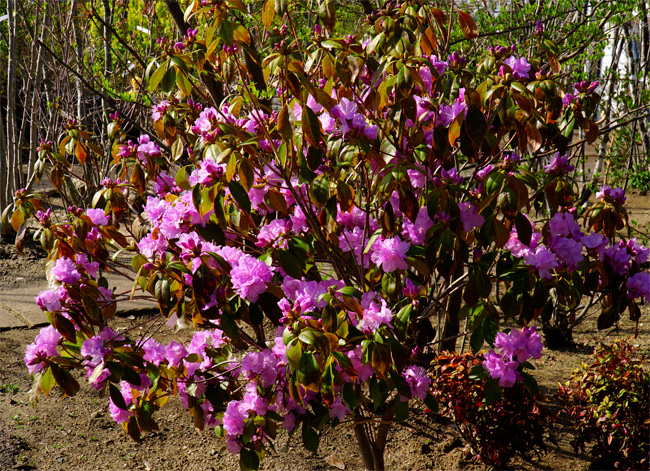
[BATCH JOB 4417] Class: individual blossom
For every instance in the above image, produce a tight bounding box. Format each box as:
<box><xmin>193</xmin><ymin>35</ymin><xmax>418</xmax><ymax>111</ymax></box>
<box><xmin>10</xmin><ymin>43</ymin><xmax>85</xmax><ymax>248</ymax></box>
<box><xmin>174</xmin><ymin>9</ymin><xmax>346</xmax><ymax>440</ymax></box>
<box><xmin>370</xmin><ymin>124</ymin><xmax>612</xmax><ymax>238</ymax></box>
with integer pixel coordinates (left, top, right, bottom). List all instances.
<box><xmin>141</xmin><ymin>338</ymin><xmax>168</xmax><ymax>366</ymax></box>
<box><xmin>165</xmin><ymin>340</ymin><xmax>188</xmax><ymax>368</ymax></box>
<box><xmin>240</xmin><ymin>349</ymin><xmax>278</xmax><ymax>388</ymax></box>
<box><xmin>549</xmin><ymin>212</ymin><xmax>582</xmax><ymax>240</ymax></box>
<box><xmin>402</xmin><ymin>365</ymin><xmax>431</xmax><ymax>400</ymax></box>
<box><xmin>76</xmin><ymin>253</ymin><xmax>100</xmax><ymax>278</ymax></box>
<box><xmin>602</xmin><ymin>242</ymin><xmax>632</xmax><ymax>276</ymax></box>
<box><xmin>371</xmin><ymin>236</ymin><xmax>410</xmax><ymax>272</ymax></box>
<box><xmin>329</xmin><ymin>398</ymin><xmax>350</xmax><ymax>421</ymax></box>
<box><xmin>230</xmin><ymin>254</ymin><xmax>274</xmax><ymax>302</ymax></box>
<box><xmin>136</xmin><ymin>135</ymin><xmax>161</xmax><ymax>163</ymax></box>
<box><xmin>35</xmin><ymin>289</ymin><xmax>62</xmax><ymax>312</ymax></box>
<box><xmin>152</xmin><ymin>100</ymin><xmax>169</xmax><ymax>121</ymax></box>
<box><xmin>86</xmin><ymin>208</ymin><xmax>109</xmax><ymax>226</ymax></box>
<box><xmin>494</xmin><ymin>326</ymin><xmax>543</xmax><ymax>363</ymax></box>
<box><xmin>581</xmin><ymin>232</ymin><xmax>608</xmax><ymax>258</ymax></box>
<box><xmin>544</xmin><ymin>153</ymin><xmax>575</xmax><ymax>175</ymax></box>
<box><xmin>627</xmin><ymin>238</ymin><xmax>650</xmax><ymax>265</ymax></box>
<box><xmin>458</xmin><ymin>202</ymin><xmax>484</xmax><ymax>232</ymax></box>
<box><xmin>356</xmin><ymin>293</ymin><xmax>393</xmax><ymax>334</ymax></box>
<box><xmin>596</xmin><ymin>185</ymin><xmax>626</xmax><ymax>205</ymax></box>
<box><xmin>223</xmin><ymin>400</ymin><xmax>247</xmax><ymax>437</ymax></box>
<box><xmin>482</xmin><ymin>350</ymin><xmax>520</xmax><ymax>387</ymax></box>
<box><xmin>402</xmin><ymin>277</ymin><xmax>421</xmax><ymax>299</ymax></box>
<box><xmin>550</xmin><ymin>236</ymin><xmax>584</xmax><ymax>269</ymax></box>
<box><xmin>503</xmin><ymin>55</ymin><xmax>531</xmax><ymax>79</ymax></box>
<box><xmin>402</xmin><ymin>207</ymin><xmax>434</xmax><ymax>245</ymax></box>
<box><xmin>51</xmin><ymin>257</ymin><xmax>81</xmax><ymax>284</ymax></box>
<box><xmin>256</xmin><ymin>219</ymin><xmax>290</xmax><ymax>249</ymax></box>
<box><xmin>109</xmin><ymin>381</ymin><xmax>135</xmax><ymax>424</ymax></box>
<box><xmin>523</xmin><ymin>246</ymin><xmax>558</xmax><ymax>279</ymax></box>
<box><xmin>626</xmin><ymin>272</ymin><xmax>650</xmax><ymax>302</ymax></box>
<box><xmin>24</xmin><ymin>326</ymin><xmax>61</xmax><ymax>374</ymax></box>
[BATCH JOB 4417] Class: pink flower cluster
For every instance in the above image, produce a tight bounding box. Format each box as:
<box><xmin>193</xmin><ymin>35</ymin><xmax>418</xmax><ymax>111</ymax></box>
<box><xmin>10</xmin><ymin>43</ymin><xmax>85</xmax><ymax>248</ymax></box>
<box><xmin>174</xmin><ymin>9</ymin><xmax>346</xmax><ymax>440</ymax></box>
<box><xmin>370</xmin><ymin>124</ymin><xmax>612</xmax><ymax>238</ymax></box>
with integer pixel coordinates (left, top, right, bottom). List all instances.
<box><xmin>482</xmin><ymin>327</ymin><xmax>543</xmax><ymax>387</ymax></box>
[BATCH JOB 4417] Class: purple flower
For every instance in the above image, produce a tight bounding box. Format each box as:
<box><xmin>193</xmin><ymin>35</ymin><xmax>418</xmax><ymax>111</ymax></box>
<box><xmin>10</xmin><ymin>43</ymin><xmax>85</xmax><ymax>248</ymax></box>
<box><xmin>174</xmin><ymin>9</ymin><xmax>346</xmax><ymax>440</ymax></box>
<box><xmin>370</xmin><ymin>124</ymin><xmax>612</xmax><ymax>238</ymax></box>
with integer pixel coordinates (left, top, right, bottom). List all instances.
<box><xmin>403</xmin><ymin>278</ymin><xmax>421</xmax><ymax>298</ymax></box>
<box><xmin>165</xmin><ymin>341</ymin><xmax>188</xmax><ymax>368</ymax></box>
<box><xmin>230</xmin><ymin>254</ymin><xmax>274</xmax><ymax>302</ymax></box>
<box><xmin>494</xmin><ymin>327</ymin><xmax>543</xmax><ymax>363</ymax></box>
<box><xmin>596</xmin><ymin>186</ymin><xmax>626</xmax><ymax>205</ymax></box>
<box><xmin>627</xmin><ymin>238</ymin><xmax>650</xmax><ymax>264</ymax></box>
<box><xmin>256</xmin><ymin>219</ymin><xmax>290</xmax><ymax>249</ymax></box>
<box><xmin>603</xmin><ymin>242</ymin><xmax>632</xmax><ymax>276</ymax></box>
<box><xmin>35</xmin><ymin>289</ymin><xmax>62</xmax><ymax>312</ymax></box>
<box><xmin>189</xmin><ymin>158</ymin><xmax>225</xmax><ymax>186</ymax></box>
<box><xmin>356</xmin><ymin>293</ymin><xmax>393</xmax><ymax>334</ymax></box>
<box><xmin>109</xmin><ymin>381</ymin><xmax>134</xmax><ymax>424</ymax></box>
<box><xmin>24</xmin><ymin>326</ymin><xmax>61</xmax><ymax>374</ymax></box>
<box><xmin>503</xmin><ymin>56</ymin><xmax>531</xmax><ymax>79</ymax></box>
<box><xmin>51</xmin><ymin>257</ymin><xmax>81</xmax><ymax>284</ymax></box>
<box><xmin>223</xmin><ymin>400</ymin><xmax>247</xmax><ymax>437</ymax></box>
<box><xmin>402</xmin><ymin>207</ymin><xmax>434</xmax><ymax>245</ymax></box>
<box><xmin>483</xmin><ymin>350</ymin><xmax>520</xmax><ymax>387</ymax></box>
<box><xmin>402</xmin><ymin>365</ymin><xmax>431</xmax><ymax>400</ymax></box>
<box><xmin>86</xmin><ymin>208</ymin><xmax>109</xmax><ymax>226</ymax></box>
<box><xmin>152</xmin><ymin>100</ymin><xmax>169</xmax><ymax>121</ymax></box>
<box><xmin>562</xmin><ymin>93</ymin><xmax>575</xmax><ymax>107</ymax></box>
<box><xmin>142</xmin><ymin>338</ymin><xmax>168</xmax><ymax>366</ymax></box>
<box><xmin>544</xmin><ymin>153</ymin><xmax>575</xmax><ymax>175</ymax></box>
<box><xmin>329</xmin><ymin>398</ymin><xmax>351</xmax><ymax>420</ymax></box>
<box><xmin>626</xmin><ymin>272</ymin><xmax>650</xmax><ymax>302</ymax></box>
<box><xmin>549</xmin><ymin>212</ymin><xmax>582</xmax><ymax>239</ymax></box>
<box><xmin>550</xmin><ymin>236</ymin><xmax>584</xmax><ymax>268</ymax></box>
<box><xmin>76</xmin><ymin>253</ymin><xmax>100</xmax><ymax>278</ymax></box>
<box><xmin>458</xmin><ymin>202</ymin><xmax>484</xmax><ymax>232</ymax></box>
<box><xmin>581</xmin><ymin>233</ymin><xmax>608</xmax><ymax>258</ymax></box>
<box><xmin>240</xmin><ymin>349</ymin><xmax>278</xmax><ymax>387</ymax></box>
<box><xmin>371</xmin><ymin>236</ymin><xmax>410</xmax><ymax>272</ymax></box>
<box><xmin>523</xmin><ymin>246</ymin><xmax>558</xmax><ymax>279</ymax></box>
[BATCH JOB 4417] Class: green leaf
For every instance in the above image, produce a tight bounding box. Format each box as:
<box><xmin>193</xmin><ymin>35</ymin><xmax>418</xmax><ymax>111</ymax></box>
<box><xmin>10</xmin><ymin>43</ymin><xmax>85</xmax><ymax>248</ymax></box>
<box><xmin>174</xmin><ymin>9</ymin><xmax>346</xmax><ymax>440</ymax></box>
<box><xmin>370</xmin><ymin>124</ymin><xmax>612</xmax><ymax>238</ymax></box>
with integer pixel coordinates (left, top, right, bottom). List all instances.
<box><xmin>395</xmin><ymin>397</ymin><xmax>409</xmax><ymax>422</ymax></box>
<box><xmin>228</xmin><ymin>180</ymin><xmax>251</xmax><ymax>213</ymax></box>
<box><xmin>470</xmin><ymin>327</ymin><xmax>484</xmax><ymax>354</ymax></box>
<box><xmin>240</xmin><ymin>448</ymin><xmax>260</xmax><ymax>471</ymax></box>
<box><xmin>423</xmin><ymin>394</ymin><xmax>439</xmax><ymax>414</ymax></box>
<box><xmin>262</xmin><ymin>0</ymin><xmax>275</xmax><ymax>30</ymax></box>
<box><xmin>342</xmin><ymin>382</ymin><xmax>360</xmax><ymax>410</ymax></box>
<box><xmin>278</xmin><ymin>250</ymin><xmax>303</xmax><ymax>279</ymax></box>
<box><xmin>109</xmin><ymin>383</ymin><xmax>129</xmax><ymax>410</ymax></box>
<box><xmin>469</xmin><ymin>363</ymin><xmax>488</xmax><ymax>381</ymax></box>
<box><xmin>302</xmin><ymin>422</ymin><xmax>320</xmax><ymax>453</ymax></box>
<box><xmin>297</xmin><ymin>351</ymin><xmax>320</xmax><ymax>390</ymax></box>
<box><xmin>148</xmin><ymin>60</ymin><xmax>168</xmax><ymax>92</ymax></box>
<box><xmin>520</xmin><ymin>371</ymin><xmax>540</xmax><ymax>397</ymax></box>
<box><xmin>49</xmin><ymin>363</ymin><xmax>80</xmax><ymax>397</ymax></box>
<box><xmin>484</xmin><ymin>377</ymin><xmax>502</xmax><ymax>404</ymax></box>
<box><xmin>160</xmin><ymin>66</ymin><xmax>176</xmax><ymax>94</ymax></box>
<box><xmin>218</xmin><ymin>18</ymin><xmax>234</xmax><ymax>44</ymax></box>
<box><xmin>301</xmin><ymin>105</ymin><xmax>321</xmax><ymax>147</ymax></box>
<box><xmin>41</xmin><ymin>367</ymin><xmax>56</xmax><ymax>395</ymax></box>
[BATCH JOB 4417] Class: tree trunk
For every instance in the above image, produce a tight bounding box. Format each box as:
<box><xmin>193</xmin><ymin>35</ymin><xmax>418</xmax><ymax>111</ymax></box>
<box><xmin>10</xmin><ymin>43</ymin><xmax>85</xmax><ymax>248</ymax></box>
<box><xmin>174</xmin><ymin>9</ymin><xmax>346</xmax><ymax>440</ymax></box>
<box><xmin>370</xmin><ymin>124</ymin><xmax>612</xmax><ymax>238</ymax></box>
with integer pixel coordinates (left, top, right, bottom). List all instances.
<box><xmin>440</xmin><ymin>260</ymin><xmax>464</xmax><ymax>352</ymax></box>
<box><xmin>2</xmin><ymin>0</ymin><xmax>18</xmax><ymax>237</ymax></box>
<box><xmin>353</xmin><ymin>404</ymin><xmax>394</xmax><ymax>470</ymax></box>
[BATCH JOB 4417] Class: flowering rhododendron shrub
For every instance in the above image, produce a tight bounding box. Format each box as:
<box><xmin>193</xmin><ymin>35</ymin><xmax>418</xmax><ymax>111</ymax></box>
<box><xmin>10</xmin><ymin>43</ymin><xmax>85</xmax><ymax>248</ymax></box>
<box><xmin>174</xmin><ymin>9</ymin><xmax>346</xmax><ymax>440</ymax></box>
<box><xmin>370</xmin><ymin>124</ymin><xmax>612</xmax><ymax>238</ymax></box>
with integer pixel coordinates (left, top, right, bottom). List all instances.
<box><xmin>15</xmin><ymin>1</ymin><xmax>650</xmax><ymax>470</ymax></box>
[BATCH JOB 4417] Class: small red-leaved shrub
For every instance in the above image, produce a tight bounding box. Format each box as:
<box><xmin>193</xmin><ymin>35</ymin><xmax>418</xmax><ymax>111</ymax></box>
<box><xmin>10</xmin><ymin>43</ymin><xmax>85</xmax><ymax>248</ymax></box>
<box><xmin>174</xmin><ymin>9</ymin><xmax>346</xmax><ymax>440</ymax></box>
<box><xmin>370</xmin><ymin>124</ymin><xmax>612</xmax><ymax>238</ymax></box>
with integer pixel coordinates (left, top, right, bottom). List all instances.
<box><xmin>556</xmin><ymin>339</ymin><xmax>650</xmax><ymax>470</ymax></box>
<box><xmin>430</xmin><ymin>351</ymin><xmax>553</xmax><ymax>468</ymax></box>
